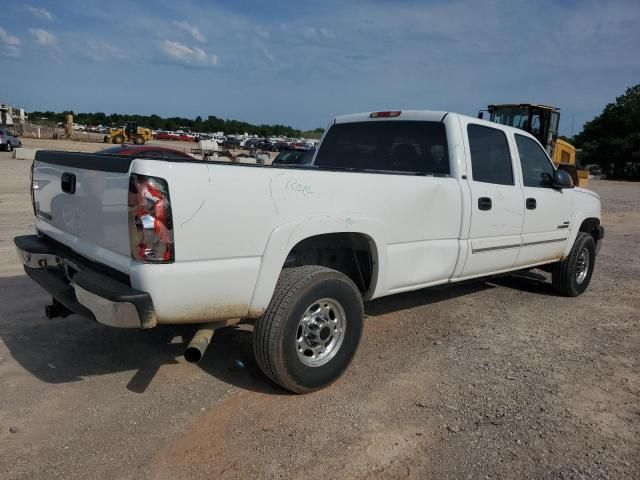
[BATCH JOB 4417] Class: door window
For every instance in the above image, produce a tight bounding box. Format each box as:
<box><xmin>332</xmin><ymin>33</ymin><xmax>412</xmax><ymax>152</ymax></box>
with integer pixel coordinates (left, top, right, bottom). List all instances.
<box><xmin>467</xmin><ymin>124</ymin><xmax>514</xmax><ymax>185</ymax></box>
<box><xmin>515</xmin><ymin>134</ymin><xmax>555</xmax><ymax>188</ymax></box>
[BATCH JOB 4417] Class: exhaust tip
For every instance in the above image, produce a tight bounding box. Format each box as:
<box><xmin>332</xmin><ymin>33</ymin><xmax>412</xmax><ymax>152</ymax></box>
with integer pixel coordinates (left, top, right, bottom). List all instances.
<box><xmin>184</xmin><ymin>346</ymin><xmax>203</xmax><ymax>364</ymax></box>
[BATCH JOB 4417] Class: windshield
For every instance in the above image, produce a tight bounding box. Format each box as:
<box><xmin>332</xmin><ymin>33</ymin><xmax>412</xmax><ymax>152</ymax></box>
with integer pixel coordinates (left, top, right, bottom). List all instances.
<box><xmin>314</xmin><ymin>121</ymin><xmax>449</xmax><ymax>175</ymax></box>
<box><xmin>492</xmin><ymin>107</ymin><xmax>528</xmax><ymax>128</ymax></box>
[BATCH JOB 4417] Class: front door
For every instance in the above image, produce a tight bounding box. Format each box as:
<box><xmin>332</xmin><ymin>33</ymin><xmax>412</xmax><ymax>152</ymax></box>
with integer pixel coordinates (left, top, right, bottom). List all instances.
<box><xmin>460</xmin><ymin>122</ymin><xmax>525</xmax><ymax>278</ymax></box>
<box><xmin>513</xmin><ymin>133</ymin><xmax>573</xmax><ymax>267</ymax></box>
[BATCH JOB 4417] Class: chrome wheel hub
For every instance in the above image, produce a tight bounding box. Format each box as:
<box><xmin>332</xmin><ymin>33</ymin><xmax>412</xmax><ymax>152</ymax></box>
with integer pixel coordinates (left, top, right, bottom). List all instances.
<box><xmin>576</xmin><ymin>248</ymin><xmax>590</xmax><ymax>284</ymax></box>
<box><xmin>296</xmin><ymin>298</ymin><xmax>345</xmax><ymax>367</ymax></box>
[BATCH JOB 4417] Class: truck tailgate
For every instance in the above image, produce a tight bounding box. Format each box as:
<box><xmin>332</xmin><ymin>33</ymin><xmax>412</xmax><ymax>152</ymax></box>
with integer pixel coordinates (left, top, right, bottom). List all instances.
<box><xmin>32</xmin><ymin>151</ymin><xmax>132</xmax><ymax>269</ymax></box>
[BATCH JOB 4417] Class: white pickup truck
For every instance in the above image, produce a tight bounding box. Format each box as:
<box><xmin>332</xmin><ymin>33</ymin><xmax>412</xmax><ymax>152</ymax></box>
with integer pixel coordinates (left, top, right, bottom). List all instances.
<box><xmin>15</xmin><ymin>110</ymin><xmax>604</xmax><ymax>393</ymax></box>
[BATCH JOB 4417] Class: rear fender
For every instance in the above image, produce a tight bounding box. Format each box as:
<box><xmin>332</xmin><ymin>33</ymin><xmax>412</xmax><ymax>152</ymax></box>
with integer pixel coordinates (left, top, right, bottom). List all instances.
<box><xmin>248</xmin><ymin>216</ymin><xmax>385</xmax><ymax>316</ymax></box>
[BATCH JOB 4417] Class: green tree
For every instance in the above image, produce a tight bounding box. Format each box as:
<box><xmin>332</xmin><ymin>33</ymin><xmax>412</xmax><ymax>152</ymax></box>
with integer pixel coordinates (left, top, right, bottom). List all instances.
<box><xmin>574</xmin><ymin>84</ymin><xmax>640</xmax><ymax>179</ymax></box>
<box><xmin>26</xmin><ymin>110</ymin><xmax>307</xmax><ymax>138</ymax></box>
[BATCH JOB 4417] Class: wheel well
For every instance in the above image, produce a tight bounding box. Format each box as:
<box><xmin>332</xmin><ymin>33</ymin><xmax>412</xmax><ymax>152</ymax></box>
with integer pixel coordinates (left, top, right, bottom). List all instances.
<box><xmin>284</xmin><ymin>233</ymin><xmax>376</xmax><ymax>295</ymax></box>
<box><xmin>579</xmin><ymin>217</ymin><xmax>601</xmax><ymax>245</ymax></box>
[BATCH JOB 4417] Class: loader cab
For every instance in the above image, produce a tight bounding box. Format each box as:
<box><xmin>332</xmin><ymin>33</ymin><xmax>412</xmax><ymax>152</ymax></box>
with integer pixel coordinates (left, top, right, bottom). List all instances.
<box><xmin>125</xmin><ymin>122</ymin><xmax>139</xmax><ymax>136</ymax></box>
<box><xmin>484</xmin><ymin>104</ymin><xmax>560</xmax><ymax>157</ymax></box>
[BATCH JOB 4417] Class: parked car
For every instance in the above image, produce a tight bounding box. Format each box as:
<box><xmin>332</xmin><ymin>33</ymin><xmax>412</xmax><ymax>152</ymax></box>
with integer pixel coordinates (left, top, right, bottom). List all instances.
<box><xmin>254</xmin><ymin>139</ymin><xmax>277</xmax><ymax>151</ymax></box>
<box><xmin>97</xmin><ymin>144</ymin><xmax>194</xmax><ymax>160</ymax></box>
<box><xmin>586</xmin><ymin>164</ymin><xmax>603</xmax><ymax>176</ymax></box>
<box><xmin>224</xmin><ymin>137</ymin><xmax>241</xmax><ymax>148</ymax></box>
<box><xmin>0</xmin><ymin>129</ymin><xmax>21</xmax><ymax>152</ymax></box>
<box><xmin>15</xmin><ymin>109</ymin><xmax>604</xmax><ymax>393</ymax></box>
<box><xmin>275</xmin><ymin>141</ymin><xmax>292</xmax><ymax>151</ymax></box>
<box><xmin>271</xmin><ymin>148</ymin><xmax>315</xmax><ymax>166</ymax></box>
<box><xmin>154</xmin><ymin>131</ymin><xmax>180</xmax><ymax>141</ymax></box>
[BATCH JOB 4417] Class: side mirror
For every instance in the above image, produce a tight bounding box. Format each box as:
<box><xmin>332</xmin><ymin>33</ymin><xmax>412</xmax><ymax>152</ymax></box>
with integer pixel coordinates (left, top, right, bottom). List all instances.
<box><xmin>477</xmin><ymin>111</ymin><xmax>484</xmax><ymax>119</ymax></box>
<box><xmin>552</xmin><ymin>169</ymin><xmax>574</xmax><ymax>189</ymax></box>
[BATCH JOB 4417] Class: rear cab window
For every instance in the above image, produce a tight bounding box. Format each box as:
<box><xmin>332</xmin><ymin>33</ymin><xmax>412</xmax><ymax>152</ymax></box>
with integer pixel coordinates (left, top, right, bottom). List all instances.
<box><xmin>314</xmin><ymin>121</ymin><xmax>450</xmax><ymax>175</ymax></box>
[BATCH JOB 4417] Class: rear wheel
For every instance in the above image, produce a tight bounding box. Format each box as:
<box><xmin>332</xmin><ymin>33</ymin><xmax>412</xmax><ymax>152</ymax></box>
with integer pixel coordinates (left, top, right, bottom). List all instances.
<box><xmin>113</xmin><ymin>133</ymin><xmax>125</xmax><ymax>144</ymax></box>
<box><xmin>254</xmin><ymin>266</ymin><xmax>364</xmax><ymax>393</ymax></box>
<box><xmin>133</xmin><ymin>134</ymin><xmax>145</xmax><ymax>145</ymax></box>
<box><xmin>6</xmin><ymin>142</ymin><xmax>12</xmax><ymax>152</ymax></box>
<box><xmin>551</xmin><ymin>232</ymin><xmax>596</xmax><ymax>296</ymax></box>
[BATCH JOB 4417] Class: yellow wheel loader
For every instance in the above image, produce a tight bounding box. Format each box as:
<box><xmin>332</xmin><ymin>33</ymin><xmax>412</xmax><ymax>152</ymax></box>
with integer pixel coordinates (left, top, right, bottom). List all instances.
<box><xmin>479</xmin><ymin>104</ymin><xmax>588</xmax><ymax>187</ymax></box>
<box><xmin>103</xmin><ymin>122</ymin><xmax>152</xmax><ymax>145</ymax></box>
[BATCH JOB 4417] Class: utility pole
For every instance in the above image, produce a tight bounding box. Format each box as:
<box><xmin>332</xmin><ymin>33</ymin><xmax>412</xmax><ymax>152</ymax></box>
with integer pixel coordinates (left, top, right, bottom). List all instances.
<box><xmin>570</xmin><ymin>115</ymin><xmax>575</xmax><ymax>138</ymax></box>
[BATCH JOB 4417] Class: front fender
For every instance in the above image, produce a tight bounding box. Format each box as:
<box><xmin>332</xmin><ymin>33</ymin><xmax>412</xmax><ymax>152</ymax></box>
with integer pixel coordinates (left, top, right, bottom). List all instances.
<box><xmin>248</xmin><ymin>215</ymin><xmax>386</xmax><ymax>316</ymax></box>
<box><xmin>562</xmin><ymin>190</ymin><xmax>601</xmax><ymax>258</ymax></box>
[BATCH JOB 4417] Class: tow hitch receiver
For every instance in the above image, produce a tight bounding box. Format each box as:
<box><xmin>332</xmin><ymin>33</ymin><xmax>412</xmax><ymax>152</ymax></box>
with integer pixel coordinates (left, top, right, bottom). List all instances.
<box><xmin>45</xmin><ymin>298</ymin><xmax>72</xmax><ymax>319</ymax></box>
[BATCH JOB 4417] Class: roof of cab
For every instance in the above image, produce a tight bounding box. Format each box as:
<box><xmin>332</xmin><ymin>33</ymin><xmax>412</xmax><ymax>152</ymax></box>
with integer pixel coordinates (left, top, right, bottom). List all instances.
<box><xmin>331</xmin><ymin>109</ymin><xmax>546</xmax><ymax>147</ymax></box>
<box><xmin>334</xmin><ymin>110</ymin><xmax>449</xmax><ymax>124</ymax></box>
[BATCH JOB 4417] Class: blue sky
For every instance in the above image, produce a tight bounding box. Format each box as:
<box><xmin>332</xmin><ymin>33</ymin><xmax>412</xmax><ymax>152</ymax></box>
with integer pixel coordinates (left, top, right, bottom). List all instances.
<box><xmin>1</xmin><ymin>0</ymin><xmax>638</xmax><ymax>135</ymax></box>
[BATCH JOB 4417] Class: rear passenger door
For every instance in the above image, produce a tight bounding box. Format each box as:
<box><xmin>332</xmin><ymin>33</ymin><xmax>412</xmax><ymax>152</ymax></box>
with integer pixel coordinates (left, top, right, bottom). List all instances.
<box><xmin>513</xmin><ymin>134</ymin><xmax>573</xmax><ymax>267</ymax></box>
<box><xmin>460</xmin><ymin>123</ymin><xmax>524</xmax><ymax>278</ymax></box>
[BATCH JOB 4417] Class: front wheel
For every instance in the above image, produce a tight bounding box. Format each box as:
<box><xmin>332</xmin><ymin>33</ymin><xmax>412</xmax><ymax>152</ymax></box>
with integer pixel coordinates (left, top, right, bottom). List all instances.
<box><xmin>133</xmin><ymin>134</ymin><xmax>145</xmax><ymax>145</ymax></box>
<box><xmin>551</xmin><ymin>232</ymin><xmax>596</xmax><ymax>296</ymax></box>
<box><xmin>254</xmin><ymin>266</ymin><xmax>364</xmax><ymax>393</ymax></box>
<box><xmin>113</xmin><ymin>133</ymin><xmax>125</xmax><ymax>144</ymax></box>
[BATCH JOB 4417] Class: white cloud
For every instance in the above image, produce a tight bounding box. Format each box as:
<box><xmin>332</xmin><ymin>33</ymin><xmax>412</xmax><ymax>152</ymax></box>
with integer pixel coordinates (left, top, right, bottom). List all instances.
<box><xmin>262</xmin><ymin>47</ymin><xmax>275</xmax><ymax>64</ymax></box>
<box><xmin>302</xmin><ymin>26</ymin><xmax>335</xmax><ymax>40</ymax></box>
<box><xmin>256</xmin><ymin>26</ymin><xmax>270</xmax><ymax>40</ymax></box>
<box><xmin>27</xmin><ymin>5</ymin><xmax>54</xmax><ymax>21</ymax></box>
<box><xmin>0</xmin><ymin>27</ymin><xmax>21</xmax><ymax>58</ymax></box>
<box><xmin>159</xmin><ymin>40</ymin><xmax>218</xmax><ymax>67</ymax></box>
<box><xmin>81</xmin><ymin>41</ymin><xmax>128</xmax><ymax>63</ymax></box>
<box><xmin>172</xmin><ymin>21</ymin><xmax>205</xmax><ymax>43</ymax></box>
<box><xmin>319</xmin><ymin>28</ymin><xmax>335</xmax><ymax>40</ymax></box>
<box><xmin>30</xmin><ymin>28</ymin><xmax>56</xmax><ymax>46</ymax></box>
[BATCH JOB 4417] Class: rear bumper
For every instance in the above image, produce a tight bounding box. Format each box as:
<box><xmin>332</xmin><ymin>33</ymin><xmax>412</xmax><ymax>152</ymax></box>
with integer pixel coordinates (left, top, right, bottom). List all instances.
<box><xmin>14</xmin><ymin>235</ymin><xmax>156</xmax><ymax>329</ymax></box>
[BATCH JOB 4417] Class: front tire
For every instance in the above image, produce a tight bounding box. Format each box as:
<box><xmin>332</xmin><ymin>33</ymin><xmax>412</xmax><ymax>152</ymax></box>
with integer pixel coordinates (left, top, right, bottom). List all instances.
<box><xmin>254</xmin><ymin>266</ymin><xmax>364</xmax><ymax>393</ymax></box>
<box><xmin>133</xmin><ymin>134</ymin><xmax>145</xmax><ymax>145</ymax></box>
<box><xmin>551</xmin><ymin>232</ymin><xmax>596</xmax><ymax>296</ymax></box>
<box><xmin>113</xmin><ymin>133</ymin><xmax>125</xmax><ymax>144</ymax></box>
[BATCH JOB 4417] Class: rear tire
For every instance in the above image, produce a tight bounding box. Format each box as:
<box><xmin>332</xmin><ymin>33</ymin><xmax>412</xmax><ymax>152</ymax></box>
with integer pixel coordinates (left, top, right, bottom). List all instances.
<box><xmin>254</xmin><ymin>266</ymin><xmax>364</xmax><ymax>393</ymax></box>
<box><xmin>551</xmin><ymin>232</ymin><xmax>596</xmax><ymax>297</ymax></box>
<box><xmin>113</xmin><ymin>134</ymin><xmax>125</xmax><ymax>144</ymax></box>
<box><xmin>6</xmin><ymin>142</ymin><xmax>12</xmax><ymax>152</ymax></box>
<box><xmin>133</xmin><ymin>134</ymin><xmax>145</xmax><ymax>145</ymax></box>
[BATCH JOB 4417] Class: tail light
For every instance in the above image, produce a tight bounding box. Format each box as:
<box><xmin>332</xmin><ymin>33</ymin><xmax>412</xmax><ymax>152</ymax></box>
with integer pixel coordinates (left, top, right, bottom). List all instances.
<box><xmin>128</xmin><ymin>174</ymin><xmax>174</xmax><ymax>263</ymax></box>
<box><xmin>30</xmin><ymin>161</ymin><xmax>37</xmax><ymax>216</ymax></box>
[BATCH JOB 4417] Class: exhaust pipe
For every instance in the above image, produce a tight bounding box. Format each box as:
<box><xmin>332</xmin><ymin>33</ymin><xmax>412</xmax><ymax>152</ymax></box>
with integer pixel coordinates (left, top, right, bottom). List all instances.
<box><xmin>184</xmin><ymin>319</ymin><xmax>240</xmax><ymax>363</ymax></box>
<box><xmin>184</xmin><ymin>322</ymin><xmax>217</xmax><ymax>363</ymax></box>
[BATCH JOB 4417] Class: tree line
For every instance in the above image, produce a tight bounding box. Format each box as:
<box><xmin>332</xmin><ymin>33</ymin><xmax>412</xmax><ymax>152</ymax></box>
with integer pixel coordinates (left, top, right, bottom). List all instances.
<box><xmin>28</xmin><ymin>110</ymin><xmax>325</xmax><ymax>138</ymax></box>
<box><xmin>573</xmin><ymin>84</ymin><xmax>640</xmax><ymax>179</ymax></box>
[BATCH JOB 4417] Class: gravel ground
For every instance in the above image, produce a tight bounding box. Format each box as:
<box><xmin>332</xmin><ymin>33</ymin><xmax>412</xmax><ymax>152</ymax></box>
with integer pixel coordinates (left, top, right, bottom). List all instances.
<box><xmin>0</xmin><ymin>147</ymin><xmax>638</xmax><ymax>480</ymax></box>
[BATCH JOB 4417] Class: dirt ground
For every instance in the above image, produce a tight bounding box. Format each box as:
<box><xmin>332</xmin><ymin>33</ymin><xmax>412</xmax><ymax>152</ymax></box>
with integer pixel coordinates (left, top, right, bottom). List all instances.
<box><xmin>0</xmin><ymin>146</ymin><xmax>638</xmax><ymax>479</ymax></box>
